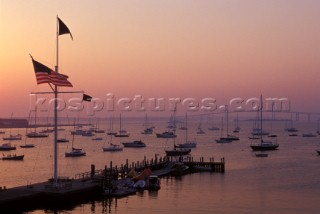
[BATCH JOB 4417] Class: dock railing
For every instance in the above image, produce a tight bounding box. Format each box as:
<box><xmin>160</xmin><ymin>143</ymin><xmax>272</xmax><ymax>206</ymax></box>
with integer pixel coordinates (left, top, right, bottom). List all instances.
<box><xmin>74</xmin><ymin>155</ymin><xmax>225</xmax><ymax>181</ymax></box>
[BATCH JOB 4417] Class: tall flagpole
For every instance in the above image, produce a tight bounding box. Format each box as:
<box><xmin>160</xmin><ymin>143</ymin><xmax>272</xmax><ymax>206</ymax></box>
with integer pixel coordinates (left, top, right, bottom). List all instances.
<box><xmin>54</xmin><ymin>16</ymin><xmax>59</xmax><ymax>187</ymax></box>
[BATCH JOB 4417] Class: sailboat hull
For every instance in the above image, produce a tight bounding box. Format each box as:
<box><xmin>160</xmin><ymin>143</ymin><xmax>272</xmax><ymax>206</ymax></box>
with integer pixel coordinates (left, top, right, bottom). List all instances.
<box><xmin>65</xmin><ymin>151</ymin><xmax>86</xmax><ymax>157</ymax></box>
<box><xmin>250</xmin><ymin>144</ymin><xmax>279</xmax><ymax>151</ymax></box>
<box><xmin>2</xmin><ymin>155</ymin><xmax>24</xmax><ymax>160</ymax></box>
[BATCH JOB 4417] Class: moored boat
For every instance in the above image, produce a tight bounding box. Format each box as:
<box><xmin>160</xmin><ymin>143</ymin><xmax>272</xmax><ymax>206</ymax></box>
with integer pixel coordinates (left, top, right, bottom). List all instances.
<box><xmin>215</xmin><ymin>138</ymin><xmax>233</xmax><ymax>143</ymax></box>
<box><xmin>141</xmin><ymin>127</ymin><xmax>153</xmax><ymax>135</ymax></box>
<box><xmin>103</xmin><ymin>143</ymin><xmax>123</xmax><ymax>152</ymax></box>
<box><xmin>302</xmin><ymin>133</ymin><xmax>316</xmax><ymax>137</ymax></box>
<box><xmin>170</xmin><ymin>162</ymin><xmax>190</xmax><ymax>176</ymax></box>
<box><xmin>26</xmin><ymin>132</ymin><xmax>49</xmax><ymax>138</ymax></box>
<box><xmin>251</xmin><ymin>140</ymin><xmax>279</xmax><ymax>151</ymax></box>
<box><xmin>57</xmin><ymin>138</ymin><xmax>69</xmax><ymax>143</ymax></box>
<box><xmin>250</xmin><ymin>95</ymin><xmax>279</xmax><ymax>151</ymax></box>
<box><xmin>122</xmin><ymin>140</ymin><xmax>146</xmax><ymax>148</ymax></box>
<box><xmin>1</xmin><ymin>154</ymin><xmax>24</xmax><ymax>160</ymax></box>
<box><xmin>0</xmin><ymin>143</ymin><xmax>16</xmax><ymax>151</ymax></box>
<box><xmin>175</xmin><ymin>141</ymin><xmax>197</xmax><ymax>148</ymax></box>
<box><xmin>114</xmin><ymin>114</ymin><xmax>130</xmax><ymax>137</ymax></box>
<box><xmin>156</xmin><ymin>131</ymin><xmax>176</xmax><ymax>138</ymax></box>
<box><xmin>165</xmin><ymin>147</ymin><xmax>191</xmax><ymax>156</ymax></box>
<box><xmin>20</xmin><ymin>143</ymin><xmax>35</xmax><ymax>148</ymax></box>
<box><xmin>251</xmin><ymin>128</ymin><xmax>269</xmax><ymax>136</ymax></box>
<box><xmin>3</xmin><ymin>134</ymin><xmax>22</xmax><ymax>141</ymax></box>
<box><xmin>65</xmin><ymin>147</ymin><xmax>86</xmax><ymax>157</ymax></box>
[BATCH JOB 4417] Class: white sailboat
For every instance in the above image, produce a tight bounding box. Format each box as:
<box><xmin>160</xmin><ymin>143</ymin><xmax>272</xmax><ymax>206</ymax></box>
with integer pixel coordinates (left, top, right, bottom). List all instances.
<box><xmin>20</xmin><ymin>130</ymin><xmax>35</xmax><ymax>148</ymax></box>
<box><xmin>2</xmin><ymin>113</ymin><xmax>22</xmax><ymax>141</ymax></box>
<box><xmin>114</xmin><ymin>113</ymin><xmax>130</xmax><ymax>137</ymax></box>
<box><xmin>65</xmin><ymin>146</ymin><xmax>86</xmax><ymax>157</ymax></box>
<box><xmin>103</xmin><ymin>116</ymin><xmax>123</xmax><ymax>151</ymax></box>
<box><xmin>141</xmin><ymin>114</ymin><xmax>154</xmax><ymax>135</ymax></box>
<box><xmin>26</xmin><ymin>108</ymin><xmax>49</xmax><ymax>138</ymax></box>
<box><xmin>196</xmin><ymin>116</ymin><xmax>205</xmax><ymax>134</ymax></box>
<box><xmin>208</xmin><ymin>114</ymin><xmax>220</xmax><ymax>131</ymax></box>
<box><xmin>215</xmin><ymin>105</ymin><xmax>239</xmax><ymax>143</ymax></box>
<box><xmin>250</xmin><ymin>95</ymin><xmax>279</xmax><ymax>151</ymax></box>
<box><xmin>106</xmin><ymin>116</ymin><xmax>117</xmax><ymax>136</ymax></box>
<box><xmin>251</xmin><ymin>109</ymin><xmax>269</xmax><ymax>136</ymax></box>
<box><xmin>176</xmin><ymin>113</ymin><xmax>197</xmax><ymax>148</ymax></box>
<box><xmin>285</xmin><ymin>113</ymin><xmax>298</xmax><ymax>134</ymax></box>
<box><xmin>103</xmin><ymin>135</ymin><xmax>123</xmax><ymax>152</ymax></box>
<box><xmin>65</xmin><ymin>121</ymin><xmax>86</xmax><ymax>157</ymax></box>
<box><xmin>156</xmin><ymin>114</ymin><xmax>177</xmax><ymax>138</ymax></box>
<box><xmin>165</xmin><ymin>109</ymin><xmax>191</xmax><ymax>156</ymax></box>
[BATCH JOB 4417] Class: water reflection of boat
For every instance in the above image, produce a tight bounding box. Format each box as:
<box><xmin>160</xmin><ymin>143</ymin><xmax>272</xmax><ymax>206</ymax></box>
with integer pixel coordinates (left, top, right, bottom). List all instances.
<box><xmin>255</xmin><ymin>153</ymin><xmax>268</xmax><ymax>157</ymax></box>
<box><xmin>146</xmin><ymin>175</ymin><xmax>160</xmax><ymax>191</ymax></box>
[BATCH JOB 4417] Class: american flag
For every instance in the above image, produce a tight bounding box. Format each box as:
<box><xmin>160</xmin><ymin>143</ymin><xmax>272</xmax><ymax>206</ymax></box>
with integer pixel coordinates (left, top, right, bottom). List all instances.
<box><xmin>50</xmin><ymin>71</ymin><xmax>73</xmax><ymax>87</ymax></box>
<box><xmin>31</xmin><ymin>57</ymin><xmax>73</xmax><ymax>87</ymax></box>
<box><xmin>31</xmin><ymin>58</ymin><xmax>52</xmax><ymax>84</ymax></box>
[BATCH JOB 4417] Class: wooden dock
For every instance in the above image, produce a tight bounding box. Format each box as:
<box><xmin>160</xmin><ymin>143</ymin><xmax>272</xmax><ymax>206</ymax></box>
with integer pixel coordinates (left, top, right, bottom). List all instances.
<box><xmin>0</xmin><ymin>155</ymin><xmax>225</xmax><ymax>212</ymax></box>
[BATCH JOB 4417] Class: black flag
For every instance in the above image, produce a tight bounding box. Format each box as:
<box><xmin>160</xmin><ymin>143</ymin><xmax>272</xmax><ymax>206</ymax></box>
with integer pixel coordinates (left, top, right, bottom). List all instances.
<box><xmin>58</xmin><ymin>17</ymin><xmax>73</xmax><ymax>40</ymax></box>
<box><xmin>83</xmin><ymin>94</ymin><xmax>92</xmax><ymax>102</ymax></box>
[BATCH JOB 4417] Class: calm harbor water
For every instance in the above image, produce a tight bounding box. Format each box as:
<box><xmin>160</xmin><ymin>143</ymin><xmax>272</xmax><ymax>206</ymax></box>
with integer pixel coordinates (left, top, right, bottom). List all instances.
<box><xmin>1</xmin><ymin>117</ymin><xmax>320</xmax><ymax>213</ymax></box>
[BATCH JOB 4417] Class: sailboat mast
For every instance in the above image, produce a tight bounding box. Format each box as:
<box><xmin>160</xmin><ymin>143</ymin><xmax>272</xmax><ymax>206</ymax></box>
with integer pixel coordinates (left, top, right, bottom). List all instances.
<box><xmin>260</xmin><ymin>95</ymin><xmax>263</xmax><ymax>144</ymax></box>
<box><xmin>225</xmin><ymin>105</ymin><xmax>229</xmax><ymax>136</ymax></box>
<box><xmin>185</xmin><ymin>112</ymin><xmax>188</xmax><ymax>142</ymax></box>
<box><xmin>119</xmin><ymin>113</ymin><xmax>122</xmax><ymax>132</ymax></box>
<box><xmin>53</xmin><ymin>16</ymin><xmax>59</xmax><ymax>186</ymax></box>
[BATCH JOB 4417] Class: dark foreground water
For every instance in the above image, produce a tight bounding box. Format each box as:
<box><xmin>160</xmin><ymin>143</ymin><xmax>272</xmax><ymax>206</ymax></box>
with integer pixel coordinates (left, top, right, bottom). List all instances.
<box><xmin>1</xmin><ymin>119</ymin><xmax>320</xmax><ymax>213</ymax></box>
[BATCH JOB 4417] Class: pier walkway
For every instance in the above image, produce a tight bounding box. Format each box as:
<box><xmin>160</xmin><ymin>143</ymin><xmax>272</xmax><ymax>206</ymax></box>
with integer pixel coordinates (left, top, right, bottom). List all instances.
<box><xmin>0</xmin><ymin>155</ymin><xmax>224</xmax><ymax>212</ymax></box>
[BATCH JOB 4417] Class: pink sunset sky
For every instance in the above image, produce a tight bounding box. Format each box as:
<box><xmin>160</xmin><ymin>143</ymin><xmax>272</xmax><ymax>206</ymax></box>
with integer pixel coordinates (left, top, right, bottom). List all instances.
<box><xmin>0</xmin><ymin>0</ymin><xmax>320</xmax><ymax>118</ymax></box>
